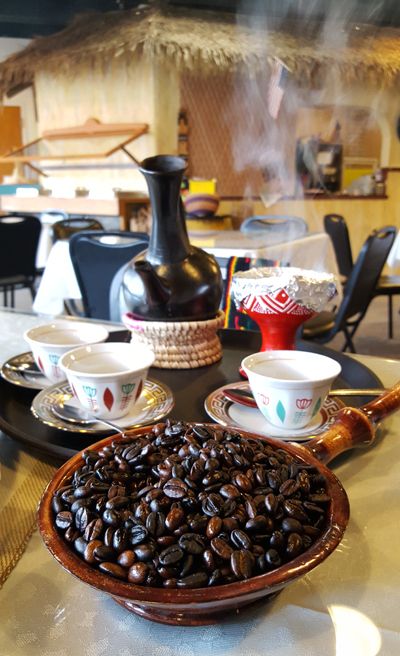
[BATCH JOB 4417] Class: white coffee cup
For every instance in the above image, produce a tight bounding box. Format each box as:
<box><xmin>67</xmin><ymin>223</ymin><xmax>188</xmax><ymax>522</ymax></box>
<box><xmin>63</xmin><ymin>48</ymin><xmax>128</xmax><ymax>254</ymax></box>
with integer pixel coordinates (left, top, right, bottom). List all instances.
<box><xmin>59</xmin><ymin>342</ymin><xmax>155</xmax><ymax>420</ymax></box>
<box><xmin>24</xmin><ymin>321</ymin><xmax>109</xmax><ymax>383</ymax></box>
<box><xmin>241</xmin><ymin>350</ymin><xmax>341</xmax><ymax>430</ymax></box>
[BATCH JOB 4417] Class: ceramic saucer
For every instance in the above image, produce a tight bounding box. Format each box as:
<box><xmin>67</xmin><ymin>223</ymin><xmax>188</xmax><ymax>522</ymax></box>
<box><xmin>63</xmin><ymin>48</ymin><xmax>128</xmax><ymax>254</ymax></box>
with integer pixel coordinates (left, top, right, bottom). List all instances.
<box><xmin>31</xmin><ymin>378</ymin><xmax>174</xmax><ymax>434</ymax></box>
<box><xmin>204</xmin><ymin>381</ymin><xmax>343</xmax><ymax>441</ymax></box>
<box><xmin>1</xmin><ymin>351</ymin><xmax>49</xmax><ymax>390</ymax></box>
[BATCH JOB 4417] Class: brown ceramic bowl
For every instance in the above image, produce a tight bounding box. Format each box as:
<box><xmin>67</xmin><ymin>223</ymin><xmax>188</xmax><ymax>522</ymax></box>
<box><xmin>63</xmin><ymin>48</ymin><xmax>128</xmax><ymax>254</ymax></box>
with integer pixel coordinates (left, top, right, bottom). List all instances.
<box><xmin>37</xmin><ymin>385</ymin><xmax>400</xmax><ymax>626</ymax></box>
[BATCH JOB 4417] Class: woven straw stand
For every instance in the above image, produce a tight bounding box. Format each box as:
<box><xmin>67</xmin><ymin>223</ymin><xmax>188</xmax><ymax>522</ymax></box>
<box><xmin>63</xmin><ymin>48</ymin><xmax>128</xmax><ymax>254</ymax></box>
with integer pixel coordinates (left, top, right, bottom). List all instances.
<box><xmin>123</xmin><ymin>310</ymin><xmax>225</xmax><ymax>369</ymax></box>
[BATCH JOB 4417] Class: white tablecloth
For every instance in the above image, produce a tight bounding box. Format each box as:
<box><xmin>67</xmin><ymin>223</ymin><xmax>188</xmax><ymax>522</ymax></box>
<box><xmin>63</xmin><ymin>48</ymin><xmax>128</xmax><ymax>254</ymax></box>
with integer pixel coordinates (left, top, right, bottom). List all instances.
<box><xmin>0</xmin><ymin>311</ymin><xmax>399</xmax><ymax>655</ymax></box>
<box><xmin>33</xmin><ymin>240</ymin><xmax>81</xmax><ymax>315</ymax></box>
<box><xmin>33</xmin><ymin>232</ymin><xmax>340</xmax><ymax>316</ymax></box>
<box><xmin>190</xmin><ymin>231</ymin><xmax>340</xmax><ymax>279</ymax></box>
<box><xmin>386</xmin><ymin>231</ymin><xmax>400</xmax><ymax>269</ymax></box>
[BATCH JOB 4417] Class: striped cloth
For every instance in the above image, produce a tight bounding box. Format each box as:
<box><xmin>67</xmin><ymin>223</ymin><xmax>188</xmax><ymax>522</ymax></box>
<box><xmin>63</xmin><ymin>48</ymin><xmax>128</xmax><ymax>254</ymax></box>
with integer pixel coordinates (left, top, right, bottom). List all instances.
<box><xmin>0</xmin><ymin>454</ymin><xmax>56</xmax><ymax>588</ymax></box>
<box><xmin>221</xmin><ymin>256</ymin><xmax>283</xmax><ymax>330</ymax></box>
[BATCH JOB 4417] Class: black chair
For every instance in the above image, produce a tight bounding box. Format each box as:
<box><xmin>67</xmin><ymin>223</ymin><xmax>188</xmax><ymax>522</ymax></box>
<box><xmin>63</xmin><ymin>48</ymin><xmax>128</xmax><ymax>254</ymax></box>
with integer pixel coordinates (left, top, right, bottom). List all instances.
<box><xmin>52</xmin><ymin>217</ymin><xmax>104</xmax><ymax>242</ymax></box>
<box><xmin>302</xmin><ymin>225</ymin><xmax>397</xmax><ymax>352</ymax></box>
<box><xmin>0</xmin><ymin>214</ymin><xmax>42</xmax><ymax>307</ymax></box>
<box><xmin>324</xmin><ymin>213</ymin><xmax>400</xmax><ymax>338</ymax></box>
<box><xmin>69</xmin><ymin>230</ymin><xmax>149</xmax><ymax>320</ymax></box>
<box><xmin>323</xmin><ymin>214</ymin><xmax>353</xmax><ymax>279</ymax></box>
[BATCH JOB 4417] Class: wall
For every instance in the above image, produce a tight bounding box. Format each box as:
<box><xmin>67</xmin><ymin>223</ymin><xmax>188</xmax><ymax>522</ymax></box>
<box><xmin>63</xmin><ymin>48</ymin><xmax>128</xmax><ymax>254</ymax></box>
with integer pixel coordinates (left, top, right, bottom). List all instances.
<box><xmin>32</xmin><ymin>56</ymin><xmax>179</xmax><ymax>194</ymax></box>
<box><xmin>0</xmin><ymin>38</ymin><xmax>37</xmax><ymax>182</ymax></box>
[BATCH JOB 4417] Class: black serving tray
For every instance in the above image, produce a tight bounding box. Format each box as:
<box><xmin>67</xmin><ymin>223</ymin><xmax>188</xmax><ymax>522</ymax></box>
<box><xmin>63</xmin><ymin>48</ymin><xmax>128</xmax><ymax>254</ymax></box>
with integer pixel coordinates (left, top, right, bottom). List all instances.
<box><xmin>0</xmin><ymin>329</ymin><xmax>383</xmax><ymax>462</ymax></box>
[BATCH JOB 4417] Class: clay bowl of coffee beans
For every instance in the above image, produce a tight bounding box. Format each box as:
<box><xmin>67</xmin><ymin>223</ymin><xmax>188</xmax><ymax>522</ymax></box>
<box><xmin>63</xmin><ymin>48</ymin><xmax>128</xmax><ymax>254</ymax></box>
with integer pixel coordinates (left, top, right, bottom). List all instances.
<box><xmin>38</xmin><ymin>384</ymin><xmax>400</xmax><ymax>625</ymax></box>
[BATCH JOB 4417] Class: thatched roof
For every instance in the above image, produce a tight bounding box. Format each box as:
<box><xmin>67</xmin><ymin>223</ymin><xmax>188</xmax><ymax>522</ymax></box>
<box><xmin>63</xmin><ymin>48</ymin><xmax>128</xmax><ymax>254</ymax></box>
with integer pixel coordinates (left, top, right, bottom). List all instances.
<box><xmin>1</xmin><ymin>5</ymin><xmax>400</xmax><ymax>94</ymax></box>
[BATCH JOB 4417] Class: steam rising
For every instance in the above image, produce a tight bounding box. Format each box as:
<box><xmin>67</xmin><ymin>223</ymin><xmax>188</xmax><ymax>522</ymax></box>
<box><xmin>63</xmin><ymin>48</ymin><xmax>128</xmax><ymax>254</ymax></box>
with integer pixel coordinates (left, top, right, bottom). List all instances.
<box><xmin>228</xmin><ymin>0</ymin><xmax>387</xmax><ymax>202</ymax></box>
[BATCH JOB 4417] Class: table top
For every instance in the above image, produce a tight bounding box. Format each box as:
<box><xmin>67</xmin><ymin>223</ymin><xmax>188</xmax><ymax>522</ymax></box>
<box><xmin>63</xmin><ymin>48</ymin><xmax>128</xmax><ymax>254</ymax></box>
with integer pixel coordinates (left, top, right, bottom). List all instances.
<box><xmin>1</xmin><ymin>309</ymin><xmax>400</xmax><ymax>654</ymax></box>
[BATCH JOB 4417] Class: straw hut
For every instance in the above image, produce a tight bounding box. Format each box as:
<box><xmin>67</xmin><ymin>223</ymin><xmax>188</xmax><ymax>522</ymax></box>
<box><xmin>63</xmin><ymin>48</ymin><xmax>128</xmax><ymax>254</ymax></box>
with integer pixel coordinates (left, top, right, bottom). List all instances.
<box><xmin>1</xmin><ymin>5</ymin><xmax>400</xmax><ymax>196</ymax></box>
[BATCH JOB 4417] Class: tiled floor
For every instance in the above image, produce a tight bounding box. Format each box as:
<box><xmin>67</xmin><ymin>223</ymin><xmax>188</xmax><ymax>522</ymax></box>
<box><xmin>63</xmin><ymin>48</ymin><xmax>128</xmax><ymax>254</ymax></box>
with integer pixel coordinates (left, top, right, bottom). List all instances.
<box><xmin>6</xmin><ymin>284</ymin><xmax>400</xmax><ymax>360</ymax></box>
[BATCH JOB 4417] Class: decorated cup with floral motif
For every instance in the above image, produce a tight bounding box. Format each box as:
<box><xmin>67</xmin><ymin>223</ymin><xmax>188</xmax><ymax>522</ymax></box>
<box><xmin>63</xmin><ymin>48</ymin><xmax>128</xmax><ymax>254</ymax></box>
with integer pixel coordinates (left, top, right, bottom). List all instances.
<box><xmin>24</xmin><ymin>321</ymin><xmax>109</xmax><ymax>384</ymax></box>
<box><xmin>241</xmin><ymin>350</ymin><xmax>341</xmax><ymax>430</ymax></box>
<box><xmin>59</xmin><ymin>342</ymin><xmax>155</xmax><ymax>420</ymax></box>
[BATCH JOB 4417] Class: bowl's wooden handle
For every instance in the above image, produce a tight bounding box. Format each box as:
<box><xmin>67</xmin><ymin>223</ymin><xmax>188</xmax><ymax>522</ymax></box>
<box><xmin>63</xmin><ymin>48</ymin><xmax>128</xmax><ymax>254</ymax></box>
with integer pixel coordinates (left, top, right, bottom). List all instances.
<box><xmin>306</xmin><ymin>382</ymin><xmax>400</xmax><ymax>464</ymax></box>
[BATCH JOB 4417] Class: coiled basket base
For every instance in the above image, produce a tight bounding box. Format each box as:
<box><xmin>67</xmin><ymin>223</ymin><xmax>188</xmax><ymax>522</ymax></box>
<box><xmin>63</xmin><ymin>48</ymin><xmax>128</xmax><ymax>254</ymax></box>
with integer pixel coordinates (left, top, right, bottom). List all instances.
<box><xmin>122</xmin><ymin>310</ymin><xmax>225</xmax><ymax>369</ymax></box>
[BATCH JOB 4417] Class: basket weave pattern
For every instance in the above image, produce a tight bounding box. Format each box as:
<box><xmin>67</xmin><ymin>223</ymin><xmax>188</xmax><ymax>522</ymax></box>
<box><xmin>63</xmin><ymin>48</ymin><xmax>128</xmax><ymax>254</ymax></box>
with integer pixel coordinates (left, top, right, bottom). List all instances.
<box><xmin>123</xmin><ymin>311</ymin><xmax>225</xmax><ymax>369</ymax></box>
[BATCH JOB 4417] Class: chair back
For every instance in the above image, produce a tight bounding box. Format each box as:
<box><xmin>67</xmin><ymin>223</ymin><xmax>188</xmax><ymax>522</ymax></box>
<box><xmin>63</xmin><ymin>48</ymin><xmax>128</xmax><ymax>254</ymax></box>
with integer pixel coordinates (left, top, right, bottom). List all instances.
<box><xmin>334</xmin><ymin>225</ymin><xmax>396</xmax><ymax>329</ymax></box>
<box><xmin>69</xmin><ymin>230</ymin><xmax>149</xmax><ymax>320</ymax></box>
<box><xmin>240</xmin><ymin>215</ymin><xmax>308</xmax><ymax>242</ymax></box>
<box><xmin>52</xmin><ymin>217</ymin><xmax>104</xmax><ymax>242</ymax></box>
<box><xmin>324</xmin><ymin>214</ymin><xmax>353</xmax><ymax>278</ymax></box>
<box><xmin>0</xmin><ymin>214</ymin><xmax>41</xmax><ymax>278</ymax></box>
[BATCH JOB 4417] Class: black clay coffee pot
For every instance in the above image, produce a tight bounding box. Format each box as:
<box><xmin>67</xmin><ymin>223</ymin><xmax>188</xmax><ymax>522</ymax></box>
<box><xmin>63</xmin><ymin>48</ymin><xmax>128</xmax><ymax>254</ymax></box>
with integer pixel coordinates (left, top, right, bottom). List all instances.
<box><xmin>120</xmin><ymin>155</ymin><xmax>223</xmax><ymax>321</ymax></box>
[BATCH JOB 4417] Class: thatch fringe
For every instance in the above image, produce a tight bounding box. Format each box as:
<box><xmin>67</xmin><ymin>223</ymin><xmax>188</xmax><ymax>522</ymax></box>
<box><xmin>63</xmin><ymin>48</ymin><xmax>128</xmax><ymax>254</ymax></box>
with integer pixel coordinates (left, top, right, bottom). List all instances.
<box><xmin>1</xmin><ymin>6</ymin><xmax>400</xmax><ymax>94</ymax></box>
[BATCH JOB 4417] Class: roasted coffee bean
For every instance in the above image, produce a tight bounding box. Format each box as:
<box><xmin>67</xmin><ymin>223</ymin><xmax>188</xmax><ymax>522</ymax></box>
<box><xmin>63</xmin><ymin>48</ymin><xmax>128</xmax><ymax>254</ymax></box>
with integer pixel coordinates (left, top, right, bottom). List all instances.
<box><xmin>265</xmin><ymin>493</ymin><xmax>278</xmax><ymax>515</ymax></box>
<box><xmin>283</xmin><ymin>500</ymin><xmax>309</xmax><ymax>523</ymax></box>
<box><xmin>303</xmin><ymin>525</ymin><xmax>321</xmax><ymax>538</ymax></box>
<box><xmin>220</xmin><ymin>484</ymin><xmax>241</xmax><ymax>500</ymax></box>
<box><xmin>102</xmin><ymin>508</ymin><xmax>120</xmax><ymax>526</ymax></box>
<box><xmin>52</xmin><ymin>496</ymin><xmax>65</xmax><ymax>514</ymax></box>
<box><xmin>309</xmin><ymin>493</ymin><xmax>331</xmax><ymax>504</ymax></box>
<box><xmin>55</xmin><ymin>511</ymin><xmax>73</xmax><ymax>530</ymax></box>
<box><xmin>202</xmin><ymin>493</ymin><xmax>224</xmax><ymax>517</ymax></box>
<box><xmin>129</xmin><ymin>525</ymin><xmax>148</xmax><ymax>545</ymax></box>
<box><xmin>188</xmin><ymin>514</ymin><xmax>208</xmax><ymax>533</ymax></box>
<box><xmin>222</xmin><ymin>517</ymin><xmax>239</xmax><ymax>532</ymax></box>
<box><xmin>180</xmin><ymin>554</ymin><xmax>194</xmax><ymax>577</ymax></box>
<box><xmin>193</xmin><ymin>425</ymin><xmax>211</xmax><ymax>441</ymax></box>
<box><xmin>269</xmin><ymin>530</ymin><xmax>285</xmax><ymax>550</ymax></box>
<box><xmin>98</xmin><ymin>562</ymin><xmax>127</xmax><ymax>579</ymax></box>
<box><xmin>203</xmin><ymin>549</ymin><xmax>216</xmax><ymax>571</ymax></box>
<box><xmin>279</xmin><ymin>479</ymin><xmax>299</xmax><ymax>497</ymax></box>
<box><xmin>230</xmin><ymin>549</ymin><xmax>254</xmax><ymax>579</ymax></box>
<box><xmin>64</xmin><ymin>526</ymin><xmax>79</xmax><ymax>543</ymax></box>
<box><xmin>113</xmin><ymin>527</ymin><xmax>129</xmax><ymax>552</ymax></box>
<box><xmin>208</xmin><ymin>569</ymin><xmax>222</xmax><ymax>586</ymax></box>
<box><xmin>105</xmin><ymin>495</ymin><xmax>129</xmax><ymax>510</ymax></box>
<box><xmin>74</xmin><ymin>536</ymin><xmax>88</xmax><ymax>556</ymax></box>
<box><xmin>265</xmin><ymin>548</ymin><xmax>281</xmax><ymax>569</ymax></box>
<box><xmin>179</xmin><ymin>533</ymin><xmax>205</xmax><ymax>555</ymax></box>
<box><xmin>281</xmin><ymin>518</ymin><xmax>303</xmax><ymax>534</ymax></box>
<box><xmin>210</xmin><ymin>537</ymin><xmax>233</xmax><ymax>560</ymax></box>
<box><xmin>52</xmin><ymin>420</ymin><xmax>329</xmax><ymax>589</ymax></box>
<box><xmin>134</xmin><ymin>543</ymin><xmax>156</xmax><ymax>562</ymax></box>
<box><xmin>94</xmin><ymin>544</ymin><xmax>115</xmax><ymax>561</ymax></box>
<box><xmin>117</xmin><ymin>550</ymin><xmax>136</xmax><ymax>568</ymax></box>
<box><xmin>286</xmin><ymin>533</ymin><xmax>303</xmax><ymax>557</ymax></box>
<box><xmin>158</xmin><ymin>566</ymin><xmax>178</xmax><ymax>580</ymax></box>
<box><xmin>245</xmin><ymin>499</ymin><xmax>257</xmax><ymax>519</ymax></box>
<box><xmin>163</xmin><ymin>478</ymin><xmax>187</xmax><ymax>499</ymax></box>
<box><xmin>83</xmin><ymin>518</ymin><xmax>103</xmax><ymax>542</ymax></box>
<box><xmin>75</xmin><ymin>506</ymin><xmax>92</xmax><ymax>531</ymax></box>
<box><xmin>108</xmin><ymin>484</ymin><xmax>126</xmax><ymax>499</ymax></box>
<box><xmin>206</xmin><ymin>516</ymin><xmax>222</xmax><ymax>539</ymax></box>
<box><xmin>245</xmin><ymin>515</ymin><xmax>273</xmax><ymax>533</ymax></box>
<box><xmin>105</xmin><ymin>525</ymin><xmax>117</xmax><ymax>547</ymax></box>
<box><xmin>84</xmin><ymin>539</ymin><xmax>103</xmax><ymax>564</ymax></box>
<box><xmin>303</xmin><ymin>501</ymin><xmax>325</xmax><ymax>515</ymax></box>
<box><xmin>146</xmin><ymin>511</ymin><xmax>165</xmax><ymax>537</ymax></box>
<box><xmin>233</xmin><ymin>473</ymin><xmax>252</xmax><ymax>493</ymax></box>
<box><xmin>159</xmin><ymin>544</ymin><xmax>184</xmax><ymax>566</ymax></box>
<box><xmin>128</xmin><ymin>562</ymin><xmax>149</xmax><ymax>584</ymax></box>
<box><xmin>177</xmin><ymin>572</ymin><xmax>208</xmax><ymax>588</ymax></box>
<box><xmin>231</xmin><ymin>529</ymin><xmax>252</xmax><ymax>550</ymax></box>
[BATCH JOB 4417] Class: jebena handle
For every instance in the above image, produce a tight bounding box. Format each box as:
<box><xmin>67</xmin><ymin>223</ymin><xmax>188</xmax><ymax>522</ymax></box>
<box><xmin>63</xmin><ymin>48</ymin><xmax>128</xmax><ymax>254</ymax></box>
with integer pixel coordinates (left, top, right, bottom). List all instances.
<box><xmin>306</xmin><ymin>382</ymin><xmax>400</xmax><ymax>464</ymax></box>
